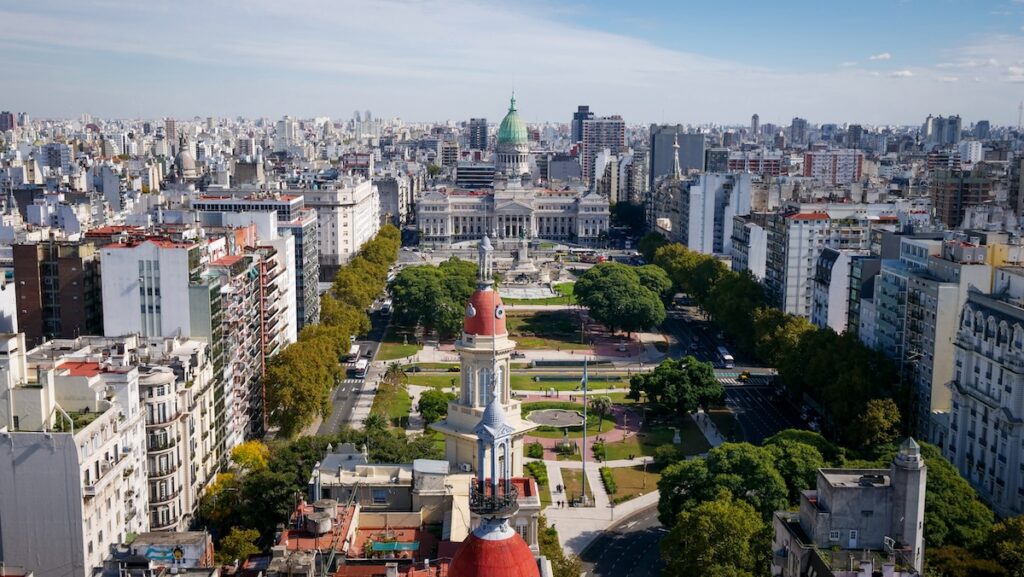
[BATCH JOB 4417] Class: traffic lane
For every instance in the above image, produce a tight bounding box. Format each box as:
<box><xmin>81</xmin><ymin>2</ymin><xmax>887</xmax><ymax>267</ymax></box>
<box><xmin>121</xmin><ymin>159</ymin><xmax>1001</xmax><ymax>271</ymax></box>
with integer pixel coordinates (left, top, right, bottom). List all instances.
<box><xmin>725</xmin><ymin>385</ymin><xmax>805</xmax><ymax>444</ymax></box>
<box><xmin>580</xmin><ymin>506</ymin><xmax>666</xmax><ymax>577</ymax></box>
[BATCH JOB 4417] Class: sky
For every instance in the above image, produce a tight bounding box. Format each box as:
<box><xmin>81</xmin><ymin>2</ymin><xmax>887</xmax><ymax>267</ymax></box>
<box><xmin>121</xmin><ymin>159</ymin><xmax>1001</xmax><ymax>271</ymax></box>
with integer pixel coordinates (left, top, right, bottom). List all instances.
<box><xmin>3</xmin><ymin>0</ymin><xmax>1024</xmax><ymax>126</ymax></box>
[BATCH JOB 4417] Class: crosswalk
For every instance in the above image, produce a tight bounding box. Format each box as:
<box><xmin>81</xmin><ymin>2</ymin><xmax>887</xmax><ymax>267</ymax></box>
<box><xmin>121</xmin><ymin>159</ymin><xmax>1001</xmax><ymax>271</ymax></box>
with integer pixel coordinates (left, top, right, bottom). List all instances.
<box><xmin>717</xmin><ymin>375</ymin><xmax>773</xmax><ymax>386</ymax></box>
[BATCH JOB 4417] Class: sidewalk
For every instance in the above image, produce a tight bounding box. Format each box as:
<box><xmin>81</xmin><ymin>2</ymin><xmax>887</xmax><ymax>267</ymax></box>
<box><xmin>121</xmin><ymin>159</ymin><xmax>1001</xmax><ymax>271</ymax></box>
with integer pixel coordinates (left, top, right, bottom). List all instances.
<box><xmin>692</xmin><ymin>410</ymin><xmax>727</xmax><ymax>447</ymax></box>
<box><xmin>405</xmin><ymin>384</ymin><xmax>427</xmax><ymax>436</ymax></box>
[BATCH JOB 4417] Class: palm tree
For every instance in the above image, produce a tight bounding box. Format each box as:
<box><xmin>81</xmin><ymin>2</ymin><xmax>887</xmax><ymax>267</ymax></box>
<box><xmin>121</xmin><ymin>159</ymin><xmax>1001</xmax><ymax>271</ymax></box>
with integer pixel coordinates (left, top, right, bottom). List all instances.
<box><xmin>363</xmin><ymin>413</ymin><xmax>388</xmax><ymax>432</ymax></box>
<box><xmin>589</xmin><ymin>395</ymin><xmax>613</xmax><ymax>433</ymax></box>
<box><xmin>382</xmin><ymin>362</ymin><xmax>408</xmax><ymax>387</ymax></box>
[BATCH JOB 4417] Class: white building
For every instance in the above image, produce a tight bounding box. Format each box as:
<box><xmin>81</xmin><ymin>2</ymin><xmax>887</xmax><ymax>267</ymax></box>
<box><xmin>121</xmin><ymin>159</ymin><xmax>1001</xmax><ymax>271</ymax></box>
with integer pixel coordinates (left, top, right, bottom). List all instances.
<box><xmin>302</xmin><ymin>176</ymin><xmax>380</xmax><ymax>279</ymax></box>
<box><xmin>0</xmin><ymin>333</ymin><xmax>149</xmax><ymax>577</ymax></box>
<box><xmin>958</xmin><ymin>140</ymin><xmax>983</xmax><ymax>166</ymax></box>
<box><xmin>810</xmin><ymin>248</ymin><xmax>870</xmax><ymax>333</ymax></box>
<box><xmin>802</xmin><ymin>150</ymin><xmax>864</xmax><ymax>185</ymax></box>
<box><xmin>679</xmin><ymin>173</ymin><xmax>752</xmax><ymax>255</ymax></box>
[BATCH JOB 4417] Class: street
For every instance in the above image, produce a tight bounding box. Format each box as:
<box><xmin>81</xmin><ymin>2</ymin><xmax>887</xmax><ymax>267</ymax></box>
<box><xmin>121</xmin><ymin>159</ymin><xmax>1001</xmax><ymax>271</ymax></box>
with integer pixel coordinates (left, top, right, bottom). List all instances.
<box><xmin>315</xmin><ymin>307</ymin><xmax>390</xmax><ymax>436</ymax></box>
<box><xmin>725</xmin><ymin>384</ymin><xmax>805</xmax><ymax>444</ymax></box>
<box><xmin>580</xmin><ymin>505</ymin><xmax>666</xmax><ymax>577</ymax></box>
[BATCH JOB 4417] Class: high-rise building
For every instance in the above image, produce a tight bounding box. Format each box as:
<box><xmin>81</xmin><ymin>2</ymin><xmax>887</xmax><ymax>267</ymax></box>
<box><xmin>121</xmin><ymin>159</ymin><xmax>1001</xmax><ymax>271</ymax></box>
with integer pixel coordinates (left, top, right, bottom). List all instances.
<box><xmin>677</xmin><ymin>173</ymin><xmax>752</xmax><ymax>255</ymax></box>
<box><xmin>802</xmin><ymin>150</ymin><xmax>864</xmax><ymax>185</ymax></box>
<box><xmin>930</xmin><ymin>166</ymin><xmax>997</xmax><ymax>228</ymax></box>
<box><xmin>922</xmin><ymin>114</ymin><xmax>963</xmax><ymax>147</ymax></box>
<box><xmin>468</xmin><ymin>118</ymin><xmax>488</xmax><ymax>150</ymax></box>
<box><xmin>163</xmin><ymin>118</ymin><xmax>177</xmax><ymax>148</ymax></box>
<box><xmin>581</xmin><ymin>116</ymin><xmax>626</xmax><ymax>185</ymax></box>
<box><xmin>789</xmin><ymin>117</ymin><xmax>809</xmax><ymax>146</ymax></box>
<box><xmin>974</xmin><ymin>120</ymin><xmax>991</xmax><ymax>140</ymax></box>
<box><xmin>945</xmin><ymin>266</ymin><xmax>1024</xmax><ymax>517</ymax></box>
<box><xmin>571</xmin><ymin>105</ymin><xmax>593</xmax><ymax>143</ymax></box>
<box><xmin>0</xmin><ymin>111</ymin><xmax>18</xmax><ymax>132</ymax></box>
<box><xmin>648</xmin><ymin>125</ymin><xmax>706</xmax><ymax>187</ymax></box>
<box><xmin>303</xmin><ymin>177</ymin><xmax>381</xmax><ymax>281</ymax></box>
<box><xmin>13</xmin><ymin>241</ymin><xmax>104</xmax><ymax>348</ymax></box>
<box><xmin>847</xmin><ymin>124</ymin><xmax>864</xmax><ymax>149</ymax></box>
<box><xmin>751</xmin><ymin>113</ymin><xmax>760</xmax><ymax>137</ymax></box>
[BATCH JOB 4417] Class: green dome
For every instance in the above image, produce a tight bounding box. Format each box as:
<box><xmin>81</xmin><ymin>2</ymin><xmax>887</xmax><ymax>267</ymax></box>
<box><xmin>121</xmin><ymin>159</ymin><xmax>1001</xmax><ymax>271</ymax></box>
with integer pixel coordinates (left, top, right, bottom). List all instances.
<box><xmin>497</xmin><ymin>96</ymin><xmax>528</xmax><ymax>147</ymax></box>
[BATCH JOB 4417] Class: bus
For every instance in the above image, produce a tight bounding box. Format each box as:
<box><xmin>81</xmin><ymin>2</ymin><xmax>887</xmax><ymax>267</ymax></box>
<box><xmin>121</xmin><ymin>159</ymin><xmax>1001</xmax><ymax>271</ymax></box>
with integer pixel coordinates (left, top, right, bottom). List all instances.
<box><xmin>717</xmin><ymin>346</ymin><xmax>735</xmax><ymax>369</ymax></box>
<box><xmin>345</xmin><ymin>344</ymin><xmax>361</xmax><ymax>362</ymax></box>
<box><xmin>352</xmin><ymin>359</ymin><xmax>369</xmax><ymax>378</ymax></box>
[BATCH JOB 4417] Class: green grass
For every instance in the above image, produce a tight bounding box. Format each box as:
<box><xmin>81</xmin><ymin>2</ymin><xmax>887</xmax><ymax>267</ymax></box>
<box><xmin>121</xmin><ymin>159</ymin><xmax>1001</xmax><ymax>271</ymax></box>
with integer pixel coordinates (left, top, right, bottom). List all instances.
<box><xmin>527</xmin><ymin>414</ymin><xmax>617</xmax><ymax>439</ymax></box>
<box><xmin>594</xmin><ymin>420</ymin><xmax>710</xmax><ymax>461</ymax></box>
<box><xmin>378</xmin><ymin>325</ymin><xmax>422</xmax><ymax>361</ymax></box>
<box><xmin>370</xmin><ymin>382</ymin><xmax>413</xmax><ymax>427</ymax></box>
<box><xmin>604</xmin><ymin>392</ymin><xmax>639</xmax><ymax>404</ymax></box>
<box><xmin>407</xmin><ymin>374</ymin><xmax>461</xmax><ymax>390</ymax></box>
<box><xmin>509</xmin><ymin>375</ymin><xmax>584</xmax><ymax>391</ymax></box>
<box><xmin>524</xmin><ymin>462</ymin><xmax>553</xmax><ymax>508</ymax></box>
<box><xmin>503</xmin><ymin>283</ymin><xmax>576</xmax><ymax>305</ymax></box>
<box><xmin>607</xmin><ymin>466</ymin><xmax>662</xmax><ymax>505</ymax></box>
<box><xmin>506</xmin><ymin>310</ymin><xmax>589</xmax><ymax>350</ymax></box>
<box><xmin>405</xmin><ymin>362</ymin><xmax>460</xmax><ymax>370</ymax></box>
<box><xmin>561</xmin><ymin>468</ymin><xmax>594</xmax><ymax>505</ymax></box>
<box><xmin>707</xmin><ymin>408</ymin><xmax>742</xmax><ymax>442</ymax></box>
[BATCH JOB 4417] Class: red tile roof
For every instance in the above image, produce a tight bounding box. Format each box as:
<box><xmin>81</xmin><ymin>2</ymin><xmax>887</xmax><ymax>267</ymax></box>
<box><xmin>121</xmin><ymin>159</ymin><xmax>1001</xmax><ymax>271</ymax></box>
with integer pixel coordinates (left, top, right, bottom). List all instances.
<box><xmin>787</xmin><ymin>212</ymin><xmax>830</xmax><ymax>221</ymax></box>
<box><xmin>59</xmin><ymin>361</ymin><xmax>102</xmax><ymax>377</ymax></box>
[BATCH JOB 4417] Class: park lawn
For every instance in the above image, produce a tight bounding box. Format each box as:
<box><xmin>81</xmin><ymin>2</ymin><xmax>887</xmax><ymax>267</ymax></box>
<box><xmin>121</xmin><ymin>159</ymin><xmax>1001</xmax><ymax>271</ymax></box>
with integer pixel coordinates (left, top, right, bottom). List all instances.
<box><xmin>506</xmin><ymin>310</ymin><xmax>589</xmax><ymax>350</ymax></box>
<box><xmin>377</xmin><ymin>342</ymin><xmax>420</xmax><ymax>361</ymax></box>
<box><xmin>509</xmin><ymin>375</ymin><xmax>584</xmax><ymax>391</ymax></box>
<box><xmin>608</xmin><ymin>466</ymin><xmax>662</xmax><ymax>505</ymax></box>
<box><xmin>407</xmin><ymin>374</ymin><xmax>461</xmax><ymax>391</ymax></box>
<box><xmin>504</xmin><ymin>283</ymin><xmax>576</xmax><ymax>305</ymax></box>
<box><xmin>598</xmin><ymin>420</ymin><xmax>710</xmax><ymax>461</ymax></box>
<box><xmin>405</xmin><ymin>362</ymin><xmax>460</xmax><ymax>370</ymax></box>
<box><xmin>370</xmin><ymin>383</ymin><xmax>413</xmax><ymax>428</ymax></box>
<box><xmin>560</xmin><ymin>468</ymin><xmax>594</xmax><ymax>505</ymax></box>
<box><xmin>603</xmin><ymin>392</ymin><xmax>638</xmax><ymax>404</ymax></box>
<box><xmin>527</xmin><ymin>414</ymin><xmax>617</xmax><ymax>439</ymax></box>
<box><xmin>708</xmin><ymin>408</ymin><xmax>743</xmax><ymax>442</ymax></box>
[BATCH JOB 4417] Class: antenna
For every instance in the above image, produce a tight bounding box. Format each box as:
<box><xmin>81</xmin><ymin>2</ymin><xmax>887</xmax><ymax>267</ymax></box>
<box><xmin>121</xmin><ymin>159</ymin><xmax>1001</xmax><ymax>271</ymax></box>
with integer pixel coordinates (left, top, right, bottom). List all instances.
<box><xmin>1018</xmin><ymin>101</ymin><xmax>1022</xmax><ymax>131</ymax></box>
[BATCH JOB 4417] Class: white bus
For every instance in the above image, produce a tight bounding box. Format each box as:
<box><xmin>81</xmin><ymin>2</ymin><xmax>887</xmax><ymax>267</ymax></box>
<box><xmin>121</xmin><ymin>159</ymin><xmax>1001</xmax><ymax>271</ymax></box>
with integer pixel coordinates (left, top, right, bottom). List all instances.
<box><xmin>352</xmin><ymin>359</ymin><xmax>369</xmax><ymax>378</ymax></box>
<box><xmin>717</xmin><ymin>346</ymin><xmax>735</xmax><ymax>369</ymax></box>
<box><xmin>345</xmin><ymin>344</ymin><xmax>361</xmax><ymax>362</ymax></box>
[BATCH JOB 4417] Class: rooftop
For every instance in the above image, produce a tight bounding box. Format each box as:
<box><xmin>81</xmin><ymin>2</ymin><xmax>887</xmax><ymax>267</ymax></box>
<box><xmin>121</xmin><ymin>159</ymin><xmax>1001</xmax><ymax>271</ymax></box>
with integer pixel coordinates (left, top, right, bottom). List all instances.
<box><xmin>820</xmin><ymin>468</ymin><xmax>891</xmax><ymax>489</ymax></box>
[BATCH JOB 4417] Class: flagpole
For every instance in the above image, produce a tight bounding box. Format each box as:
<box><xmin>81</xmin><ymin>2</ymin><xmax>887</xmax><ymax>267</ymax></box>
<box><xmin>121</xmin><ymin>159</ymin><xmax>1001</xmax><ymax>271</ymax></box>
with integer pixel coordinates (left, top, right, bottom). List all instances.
<box><xmin>581</xmin><ymin>356</ymin><xmax>588</xmax><ymax>506</ymax></box>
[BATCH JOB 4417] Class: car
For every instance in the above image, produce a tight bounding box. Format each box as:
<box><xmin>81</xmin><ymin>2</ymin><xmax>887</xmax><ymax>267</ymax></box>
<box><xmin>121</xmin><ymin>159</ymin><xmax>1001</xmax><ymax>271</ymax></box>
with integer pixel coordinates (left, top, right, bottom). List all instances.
<box><xmin>511</xmin><ymin>351</ymin><xmax>526</xmax><ymax>359</ymax></box>
<box><xmin>738</xmin><ymin>371</ymin><xmax>750</xmax><ymax>382</ymax></box>
<box><xmin>362</xmin><ymin>348</ymin><xmax>374</xmax><ymax>358</ymax></box>
<box><xmin>617</xmin><ymin>342</ymin><xmax>628</xmax><ymax>352</ymax></box>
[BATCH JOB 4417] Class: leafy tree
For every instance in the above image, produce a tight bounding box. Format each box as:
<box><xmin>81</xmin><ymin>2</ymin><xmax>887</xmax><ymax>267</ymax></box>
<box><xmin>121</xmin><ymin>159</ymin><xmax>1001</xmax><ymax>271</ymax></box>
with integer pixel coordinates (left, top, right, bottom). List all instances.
<box><xmin>689</xmin><ymin>257</ymin><xmax>728</xmax><ymax>304</ymax></box>
<box><xmin>986</xmin><ymin>516</ymin><xmax>1024</xmax><ymax>576</ymax></box>
<box><xmin>661</xmin><ymin>491</ymin><xmax>768</xmax><ymax>577</ymax></box>
<box><xmin>332</xmin><ymin>263</ymin><xmax>380</xmax><ymax>311</ymax></box>
<box><xmin>199</xmin><ymin>472</ymin><xmax>242</xmax><ymax>530</ymax></box>
<box><xmin>635</xmin><ymin>265</ymin><xmax>673</xmax><ymax>303</ymax></box>
<box><xmin>628</xmin><ymin>357</ymin><xmax>723</xmax><ymax>414</ymax></box>
<box><xmin>575</xmin><ymin>262</ymin><xmax>666</xmax><ymax>335</ymax></box>
<box><xmin>752</xmin><ymin>307</ymin><xmax>814</xmax><ymax>366</ymax></box>
<box><xmin>231</xmin><ymin>440</ymin><xmax>270</xmax><ymax>472</ymax></box>
<box><xmin>609</xmin><ymin>201</ymin><xmax>645</xmax><ymax>233</ymax></box>
<box><xmin>653</xmin><ymin>244</ymin><xmax>703</xmax><ymax>294</ymax></box>
<box><xmin>658</xmin><ymin>458</ymin><xmax>711</xmax><ymax>525</ymax></box>
<box><xmin>638</xmin><ymin>232</ymin><xmax>668</xmax><ymax>262</ymax></box>
<box><xmin>364</xmin><ymin>413</ymin><xmax>388</xmax><ymax>432</ymax></box>
<box><xmin>390</xmin><ymin>258</ymin><xmax>478</xmax><ymax>338</ymax></box>
<box><xmin>418</xmin><ymin>389</ymin><xmax>456</xmax><ymax>425</ymax></box>
<box><xmin>217</xmin><ymin>527</ymin><xmax>261</xmax><ymax>564</ymax></box>
<box><xmin>264</xmin><ymin>341</ymin><xmax>337</xmax><ymax>437</ymax></box>
<box><xmin>239</xmin><ymin>470</ymin><xmax>298</xmax><ymax>539</ymax></box>
<box><xmin>927</xmin><ymin>546</ymin><xmax>1008</xmax><ymax>577</ymax></box>
<box><xmin>320</xmin><ymin>295</ymin><xmax>370</xmax><ymax>337</ymax></box>
<box><xmin>427</xmin><ymin>163</ymin><xmax>442</xmax><ymax>177</ymax></box>
<box><xmin>588</xmin><ymin>395</ymin><xmax>613</xmax><ymax>432</ymax></box>
<box><xmin>766</xmin><ymin>440</ymin><xmax>826</xmax><ymax>502</ymax></box>
<box><xmin>854</xmin><ymin>398</ymin><xmax>902</xmax><ymax>448</ymax></box>
<box><xmin>704</xmin><ymin>271</ymin><xmax>766</xmax><ymax>353</ymax></box>
<box><xmin>764</xmin><ymin>429</ymin><xmax>844</xmax><ymax>464</ymax></box>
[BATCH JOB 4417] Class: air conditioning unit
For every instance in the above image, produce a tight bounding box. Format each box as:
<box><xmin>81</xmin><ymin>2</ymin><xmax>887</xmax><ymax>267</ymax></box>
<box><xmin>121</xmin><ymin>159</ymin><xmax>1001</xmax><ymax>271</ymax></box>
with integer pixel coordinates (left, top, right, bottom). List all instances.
<box><xmin>459</xmin><ymin>463</ymin><xmax>472</xmax><ymax>473</ymax></box>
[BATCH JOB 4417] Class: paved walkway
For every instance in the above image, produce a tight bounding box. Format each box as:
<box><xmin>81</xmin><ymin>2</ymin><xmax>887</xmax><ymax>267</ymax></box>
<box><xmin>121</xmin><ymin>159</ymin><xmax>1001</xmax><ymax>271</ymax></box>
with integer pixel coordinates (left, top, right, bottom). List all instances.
<box><xmin>405</xmin><ymin>384</ymin><xmax>427</xmax><ymax>436</ymax></box>
<box><xmin>692</xmin><ymin>409</ymin><xmax>727</xmax><ymax>447</ymax></box>
<box><xmin>525</xmin><ymin>404</ymin><xmax>645</xmax><ymax>459</ymax></box>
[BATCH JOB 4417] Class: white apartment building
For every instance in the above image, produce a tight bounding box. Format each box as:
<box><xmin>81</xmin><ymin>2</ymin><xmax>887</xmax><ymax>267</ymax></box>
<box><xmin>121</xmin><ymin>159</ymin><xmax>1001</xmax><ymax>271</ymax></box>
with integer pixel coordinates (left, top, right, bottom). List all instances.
<box><xmin>0</xmin><ymin>333</ymin><xmax>148</xmax><ymax>577</ymax></box>
<box><xmin>945</xmin><ymin>268</ymin><xmax>1024</xmax><ymax>517</ymax></box>
<box><xmin>301</xmin><ymin>177</ymin><xmax>380</xmax><ymax>279</ymax></box>
<box><xmin>802</xmin><ymin>149</ymin><xmax>864</xmax><ymax>185</ymax></box>
<box><xmin>678</xmin><ymin>173</ymin><xmax>752</xmax><ymax>255</ymax></box>
<box><xmin>810</xmin><ymin>248</ymin><xmax>870</xmax><ymax>334</ymax></box>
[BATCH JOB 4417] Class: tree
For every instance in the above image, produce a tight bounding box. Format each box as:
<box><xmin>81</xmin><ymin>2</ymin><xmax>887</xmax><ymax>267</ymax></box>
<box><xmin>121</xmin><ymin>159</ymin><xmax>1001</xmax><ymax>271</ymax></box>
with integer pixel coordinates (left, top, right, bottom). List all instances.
<box><xmin>199</xmin><ymin>472</ymin><xmax>242</xmax><ymax>530</ymax></box>
<box><xmin>217</xmin><ymin>527</ymin><xmax>261</xmax><ymax>564</ymax></box>
<box><xmin>752</xmin><ymin>307</ymin><xmax>814</xmax><ymax>367</ymax></box>
<box><xmin>389</xmin><ymin>258</ymin><xmax>478</xmax><ymax>338</ymax></box>
<box><xmin>704</xmin><ymin>271</ymin><xmax>765</xmax><ymax>352</ymax></box>
<box><xmin>660</xmin><ymin>491</ymin><xmax>768</xmax><ymax>577</ymax></box>
<box><xmin>332</xmin><ymin>264</ymin><xmax>380</xmax><ymax>311</ymax></box>
<box><xmin>609</xmin><ymin>201</ymin><xmax>645</xmax><ymax>233</ymax></box>
<box><xmin>854</xmin><ymin>398</ymin><xmax>902</xmax><ymax>448</ymax></box>
<box><xmin>635</xmin><ymin>265</ymin><xmax>673</xmax><ymax>303</ymax></box>
<box><xmin>320</xmin><ymin>295</ymin><xmax>370</xmax><ymax>337</ymax></box>
<box><xmin>265</xmin><ymin>342</ymin><xmax>336</xmax><ymax>437</ymax></box>
<box><xmin>638</xmin><ymin>232</ymin><xmax>668</xmax><ymax>263</ymax></box>
<box><xmin>382</xmin><ymin>362</ymin><xmax>408</xmax><ymax>387</ymax></box>
<box><xmin>364</xmin><ymin>413</ymin><xmax>388</xmax><ymax>432</ymax></box>
<box><xmin>239</xmin><ymin>470</ymin><xmax>298</xmax><ymax>538</ymax></box>
<box><xmin>575</xmin><ymin>262</ymin><xmax>665</xmax><ymax>335</ymax></box>
<box><xmin>987</xmin><ymin>516</ymin><xmax>1024</xmax><ymax>577</ymax></box>
<box><xmin>418</xmin><ymin>389</ymin><xmax>456</xmax><ymax>425</ymax></box>
<box><xmin>927</xmin><ymin>546</ymin><xmax>1008</xmax><ymax>577</ymax></box>
<box><xmin>764</xmin><ymin>429</ymin><xmax>844</xmax><ymax>465</ymax></box>
<box><xmin>766</xmin><ymin>440</ymin><xmax>826</xmax><ymax>502</ymax></box>
<box><xmin>588</xmin><ymin>395</ymin><xmax>613</xmax><ymax>432</ymax></box>
<box><xmin>628</xmin><ymin>357</ymin><xmax>724</xmax><ymax>414</ymax></box>
<box><xmin>231</xmin><ymin>440</ymin><xmax>270</xmax><ymax>472</ymax></box>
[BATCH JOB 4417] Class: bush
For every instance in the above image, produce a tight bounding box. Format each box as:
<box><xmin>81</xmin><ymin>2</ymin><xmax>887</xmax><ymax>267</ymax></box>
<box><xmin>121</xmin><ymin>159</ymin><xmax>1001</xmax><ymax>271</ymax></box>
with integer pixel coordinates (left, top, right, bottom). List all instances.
<box><xmin>526</xmin><ymin>442</ymin><xmax>545</xmax><ymax>459</ymax></box>
<box><xmin>654</xmin><ymin>444</ymin><xmax>682</xmax><ymax>468</ymax></box>
<box><xmin>600</xmin><ymin>467</ymin><xmax>617</xmax><ymax>494</ymax></box>
<box><xmin>592</xmin><ymin>441</ymin><xmax>606</xmax><ymax>461</ymax></box>
<box><xmin>525</xmin><ymin>461</ymin><xmax>548</xmax><ymax>486</ymax></box>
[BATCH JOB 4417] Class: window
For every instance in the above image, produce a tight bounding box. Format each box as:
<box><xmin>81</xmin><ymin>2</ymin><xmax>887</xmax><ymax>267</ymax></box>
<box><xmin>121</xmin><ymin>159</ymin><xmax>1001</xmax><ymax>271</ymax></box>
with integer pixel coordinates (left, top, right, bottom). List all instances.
<box><xmin>372</xmin><ymin>489</ymin><xmax>388</xmax><ymax>504</ymax></box>
<box><xmin>829</xmin><ymin>530</ymin><xmax>840</xmax><ymax>541</ymax></box>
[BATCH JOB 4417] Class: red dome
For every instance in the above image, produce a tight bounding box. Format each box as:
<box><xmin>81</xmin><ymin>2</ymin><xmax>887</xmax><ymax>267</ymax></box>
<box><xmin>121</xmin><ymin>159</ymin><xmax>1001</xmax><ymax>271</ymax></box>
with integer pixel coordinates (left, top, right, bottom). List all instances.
<box><xmin>449</xmin><ymin>530</ymin><xmax>539</xmax><ymax>577</ymax></box>
<box><xmin>464</xmin><ymin>288</ymin><xmax>507</xmax><ymax>337</ymax></box>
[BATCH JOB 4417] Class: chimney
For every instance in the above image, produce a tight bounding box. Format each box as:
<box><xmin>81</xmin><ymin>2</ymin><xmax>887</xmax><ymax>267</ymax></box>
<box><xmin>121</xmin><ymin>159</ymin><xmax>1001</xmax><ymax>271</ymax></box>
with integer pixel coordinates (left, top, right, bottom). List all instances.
<box><xmin>385</xmin><ymin>563</ymin><xmax>399</xmax><ymax>577</ymax></box>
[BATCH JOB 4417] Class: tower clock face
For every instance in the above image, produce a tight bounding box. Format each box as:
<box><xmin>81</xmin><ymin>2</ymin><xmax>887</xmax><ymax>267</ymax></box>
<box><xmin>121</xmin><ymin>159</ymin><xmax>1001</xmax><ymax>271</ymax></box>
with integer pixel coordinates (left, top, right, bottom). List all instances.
<box><xmin>494</xmin><ymin>305</ymin><xmax>505</xmax><ymax>319</ymax></box>
<box><xmin>466</xmin><ymin>303</ymin><xmax>477</xmax><ymax>317</ymax></box>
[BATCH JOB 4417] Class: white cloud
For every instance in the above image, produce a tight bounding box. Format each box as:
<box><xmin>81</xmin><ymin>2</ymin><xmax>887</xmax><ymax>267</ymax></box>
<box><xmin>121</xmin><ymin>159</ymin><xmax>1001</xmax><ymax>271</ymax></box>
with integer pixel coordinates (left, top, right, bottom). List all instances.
<box><xmin>840</xmin><ymin>61</ymin><xmax>858</xmax><ymax>67</ymax></box>
<box><xmin>938</xmin><ymin>76</ymin><xmax>959</xmax><ymax>82</ymax></box>
<box><xmin>0</xmin><ymin>1</ymin><xmax>1022</xmax><ymax>124</ymax></box>
<box><xmin>889</xmin><ymin>70</ymin><xmax>914</xmax><ymax>77</ymax></box>
<box><xmin>869</xmin><ymin>52</ymin><xmax>892</xmax><ymax>60</ymax></box>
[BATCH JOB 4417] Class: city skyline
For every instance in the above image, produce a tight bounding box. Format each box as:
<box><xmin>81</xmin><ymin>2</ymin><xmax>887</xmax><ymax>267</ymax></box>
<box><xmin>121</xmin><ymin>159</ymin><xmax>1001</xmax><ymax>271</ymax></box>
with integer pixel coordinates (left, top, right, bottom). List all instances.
<box><xmin>4</xmin><ymin>0</ymin><xmax>1024</xmax><ymax>125</ymax></box>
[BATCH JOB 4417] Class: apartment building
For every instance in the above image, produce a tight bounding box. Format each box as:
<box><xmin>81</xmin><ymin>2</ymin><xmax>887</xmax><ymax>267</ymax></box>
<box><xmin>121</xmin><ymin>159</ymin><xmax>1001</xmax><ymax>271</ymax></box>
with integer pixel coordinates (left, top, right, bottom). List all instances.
<box><xmin>302</xmin><ymin>177</ymin><xmax>380</xmax><ymax>281</ymax></box>
<box><xmin>803</xmin><ymin>149</ymin><xmax>864</xmax><ymax>185</ymax></box>
<box><xmin>677</xmin><ymin>173</ymin><xmax>752</xmax><ymax>255</ymax></box>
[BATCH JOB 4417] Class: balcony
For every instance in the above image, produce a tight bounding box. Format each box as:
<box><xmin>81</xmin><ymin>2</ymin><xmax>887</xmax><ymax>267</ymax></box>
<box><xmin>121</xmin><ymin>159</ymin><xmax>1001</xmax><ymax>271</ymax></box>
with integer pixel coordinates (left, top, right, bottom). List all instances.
<box><xmin>148</xmin><ymin>462</ymin><xmax>179</xmax><ymax>479</ymax></box>
<box><xmin>147</xmin><ymin>435</ymin><xmax>177</xmax><ymax>452</ymax></box>
<box><xmin>146</xmin><ymin>411</ymin><xmax>182</xmax><ymax>427</ymax></box>
<box><xmin>150</xmin><ymin>513</ymin><xmax>180</xmax><ymax>531</ymax></box>
<box><xmin>149</xmin><ymin>487</ymin><xmax>182</xmax><ymax>505</ymax></box>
